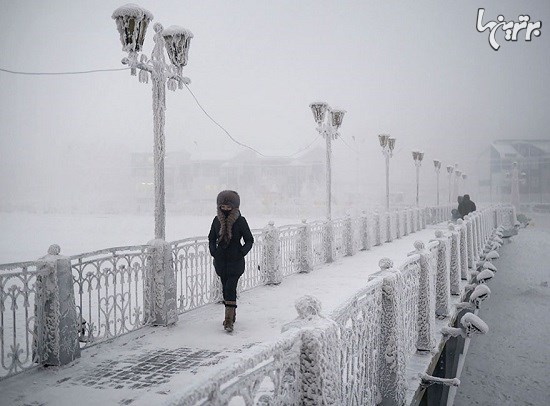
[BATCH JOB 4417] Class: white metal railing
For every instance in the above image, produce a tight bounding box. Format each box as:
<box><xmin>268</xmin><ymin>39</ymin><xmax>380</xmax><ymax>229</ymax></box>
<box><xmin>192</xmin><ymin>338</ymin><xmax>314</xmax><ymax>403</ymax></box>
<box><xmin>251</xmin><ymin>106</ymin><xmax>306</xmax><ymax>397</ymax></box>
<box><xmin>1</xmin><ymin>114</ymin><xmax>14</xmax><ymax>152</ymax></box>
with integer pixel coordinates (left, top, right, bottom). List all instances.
<box><xmin>70</xmin><ymin>246</ymin><xmax>149</xmax><ymax>348</ymax></box>
<box><xmin>0</xmin><ymin>204</ymin><xmax>515</xmax><ymax>382</ymax></box>
<box><xmin>165</xmin><ymin>204</ymin><xmax>513</xmax><ymax>405</ymax></box>
<box><xmin>0</xmin><ymin>261</ymin><xmax>49</xmax><ymax>379</ymax></box>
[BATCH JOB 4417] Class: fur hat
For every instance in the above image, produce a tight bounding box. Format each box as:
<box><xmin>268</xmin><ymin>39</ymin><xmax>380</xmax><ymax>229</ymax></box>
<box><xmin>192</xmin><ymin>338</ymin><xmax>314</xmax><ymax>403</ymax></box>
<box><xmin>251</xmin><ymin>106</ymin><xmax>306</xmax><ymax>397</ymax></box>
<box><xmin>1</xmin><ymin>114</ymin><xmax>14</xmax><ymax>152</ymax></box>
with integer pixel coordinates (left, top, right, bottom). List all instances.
<box><xmin>216</xmin><ymin>190</ymin><xmax>240</xmax><ymax>209</ymax></box>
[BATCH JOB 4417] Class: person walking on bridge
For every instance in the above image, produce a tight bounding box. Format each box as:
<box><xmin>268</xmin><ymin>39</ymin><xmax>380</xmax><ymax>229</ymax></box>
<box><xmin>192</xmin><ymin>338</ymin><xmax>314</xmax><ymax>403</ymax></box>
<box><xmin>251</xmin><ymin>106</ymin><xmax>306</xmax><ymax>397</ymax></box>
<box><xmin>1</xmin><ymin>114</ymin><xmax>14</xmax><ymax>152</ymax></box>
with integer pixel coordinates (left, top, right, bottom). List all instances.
<box><xmin>208</xmin><ymin>190</ymin><xmax>254</xmax><ymax>332</ymax></box>
<box><xmin>458</xmin><ymin>194</ymin><xmax>477</xmax><ymax>218</ymax></box>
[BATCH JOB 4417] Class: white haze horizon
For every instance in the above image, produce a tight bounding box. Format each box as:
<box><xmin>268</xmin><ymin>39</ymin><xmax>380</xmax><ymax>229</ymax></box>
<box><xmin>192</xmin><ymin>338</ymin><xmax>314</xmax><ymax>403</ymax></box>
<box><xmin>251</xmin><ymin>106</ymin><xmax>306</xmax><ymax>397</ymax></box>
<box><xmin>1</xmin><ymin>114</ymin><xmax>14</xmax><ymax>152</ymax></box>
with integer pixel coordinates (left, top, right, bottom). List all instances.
<box><xmin>1</xmin><ymin>0</ymin><xmax>549</xmax><ymax>214</ymax></box>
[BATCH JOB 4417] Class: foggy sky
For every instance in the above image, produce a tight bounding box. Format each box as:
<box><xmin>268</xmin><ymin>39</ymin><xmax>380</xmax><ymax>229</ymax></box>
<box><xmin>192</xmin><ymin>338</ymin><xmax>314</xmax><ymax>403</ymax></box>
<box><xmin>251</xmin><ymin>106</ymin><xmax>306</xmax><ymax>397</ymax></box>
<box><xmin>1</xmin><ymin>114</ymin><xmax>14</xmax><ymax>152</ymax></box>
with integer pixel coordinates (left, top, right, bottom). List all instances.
<box><xmin>1</xmin><ymin>0</ymin><xmax>549</xmax><ymax>209</ymax></box>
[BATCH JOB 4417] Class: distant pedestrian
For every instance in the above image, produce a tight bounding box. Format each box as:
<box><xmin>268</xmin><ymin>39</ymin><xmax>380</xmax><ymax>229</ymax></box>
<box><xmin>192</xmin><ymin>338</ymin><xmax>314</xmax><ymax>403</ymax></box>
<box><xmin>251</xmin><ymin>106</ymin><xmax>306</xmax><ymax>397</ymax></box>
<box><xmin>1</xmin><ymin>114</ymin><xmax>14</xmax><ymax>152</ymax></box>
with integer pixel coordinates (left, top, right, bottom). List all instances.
<box><xmin>208</xmin><ymin>190</ymin><xmax>254</xmax><ymax>333</ymax></box>
<box><xmin>458</xmin><ymin>194</ymin><xmax>477</xmax><ymax>218</ymax></box>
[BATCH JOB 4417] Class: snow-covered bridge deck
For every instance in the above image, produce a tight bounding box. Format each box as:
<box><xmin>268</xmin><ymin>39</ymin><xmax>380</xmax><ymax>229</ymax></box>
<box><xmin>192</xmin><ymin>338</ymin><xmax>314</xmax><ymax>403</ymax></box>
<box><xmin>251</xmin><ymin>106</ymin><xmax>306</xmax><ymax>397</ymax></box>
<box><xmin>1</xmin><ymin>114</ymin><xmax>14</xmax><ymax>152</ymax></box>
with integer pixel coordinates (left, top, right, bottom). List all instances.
<box><xmin>1</xmin><ymin>224</ymin><xmax>443</xmax><ymax>405</ymax></box>
<box><xmin>0</xmin><ymin>205</ymin><xmax>514</xmax><ymax>406</ymax></box>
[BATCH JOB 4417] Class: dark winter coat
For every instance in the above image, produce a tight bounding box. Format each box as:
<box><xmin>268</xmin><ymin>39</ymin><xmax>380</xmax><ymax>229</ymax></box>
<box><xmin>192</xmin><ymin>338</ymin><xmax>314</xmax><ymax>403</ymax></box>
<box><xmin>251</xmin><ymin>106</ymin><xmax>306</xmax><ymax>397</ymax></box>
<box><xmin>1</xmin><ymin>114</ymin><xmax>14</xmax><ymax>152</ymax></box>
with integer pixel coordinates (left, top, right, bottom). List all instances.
<box><xmin>458</xmin><ymin>195</ymin><xmax>476</xmax><ymax>218</ymax></box>
<box><xmin>208</xmin><ymin>212</ymin><xmax>254</xmax><ymax>276</ymax></box>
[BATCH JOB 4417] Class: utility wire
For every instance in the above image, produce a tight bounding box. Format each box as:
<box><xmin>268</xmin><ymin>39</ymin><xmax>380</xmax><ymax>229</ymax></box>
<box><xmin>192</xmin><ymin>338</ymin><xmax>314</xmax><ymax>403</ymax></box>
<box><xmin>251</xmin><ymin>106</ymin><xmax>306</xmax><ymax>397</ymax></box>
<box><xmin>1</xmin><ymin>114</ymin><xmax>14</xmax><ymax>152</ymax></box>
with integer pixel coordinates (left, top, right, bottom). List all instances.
<box><xmin>183</xmin><ymin>83</ymin><xmax>321</xmax><ymax>159</ymax></box>
<box><xmin>0</xmin><ymin>65</ymin><xmax>324</xmax><ymax>159</ymax></box>
<box><xmin>338</xmin><ymin>136</ymin><xmax>359</xmax><ymax>155</ymax></box>
<box><xmin>0</xmin><ymin>67</ymin><xmax>131</xmax><ymax>75</ymax></box>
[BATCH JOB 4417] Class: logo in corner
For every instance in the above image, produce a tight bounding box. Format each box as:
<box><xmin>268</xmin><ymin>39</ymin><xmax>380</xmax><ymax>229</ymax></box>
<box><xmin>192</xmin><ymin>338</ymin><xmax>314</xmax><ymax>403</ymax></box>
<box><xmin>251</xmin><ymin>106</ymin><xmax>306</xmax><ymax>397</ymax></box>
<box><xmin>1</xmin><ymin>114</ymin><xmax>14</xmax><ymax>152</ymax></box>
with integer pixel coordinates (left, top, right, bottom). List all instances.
<box><xmin>476</xmin><ymin>8</ymin><xmax>542</xmax><ymax>51</ymax></box>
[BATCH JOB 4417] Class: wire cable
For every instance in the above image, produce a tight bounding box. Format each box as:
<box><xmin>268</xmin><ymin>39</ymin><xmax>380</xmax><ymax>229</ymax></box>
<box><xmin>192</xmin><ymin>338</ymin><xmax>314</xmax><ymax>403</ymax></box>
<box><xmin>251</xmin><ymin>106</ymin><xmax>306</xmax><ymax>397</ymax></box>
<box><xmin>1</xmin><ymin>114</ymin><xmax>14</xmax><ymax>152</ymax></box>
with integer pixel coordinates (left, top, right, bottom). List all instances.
<box><xmin>338</xmin><ymin>136</ymin><xmax>359</xmax><ymax>155</ymax></box>
<box><xmin>0</xmin><ymin>67</ymin><xmax>131</xmax><ymax>75</ymax></box>
<box><xmin>184</xmin><ymin>83</ymin><xmax>321</xmax><ymax>159</ymax></box>
<box><xmin>0</xmin><ymin>65</ymin><xmax>325</xmax><ymax>159</ymax></box>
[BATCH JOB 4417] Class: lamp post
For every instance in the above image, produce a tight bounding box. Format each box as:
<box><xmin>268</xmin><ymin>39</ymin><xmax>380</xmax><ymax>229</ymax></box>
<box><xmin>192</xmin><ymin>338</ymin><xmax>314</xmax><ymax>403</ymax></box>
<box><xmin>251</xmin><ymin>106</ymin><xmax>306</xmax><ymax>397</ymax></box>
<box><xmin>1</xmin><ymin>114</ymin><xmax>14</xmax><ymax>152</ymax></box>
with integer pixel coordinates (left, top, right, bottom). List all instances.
<box><xmin>510</xmin><ymin>162</ymin><xmax>520</xmax><ymax>210</ymax></box>
<box><xmin>454</xmin><ymin>168</ymin><xmax>462</xmax><ymax>201</ymax></box>
<box><xmin>112</xmin><ymin>4</ymin><xmax>193</xmax><ymax>240</ymax></box>
<box><xmin>309</xmin><ymin>102</ymin><xmax>346</xmax><ymax>220</ymax></box>
<box><xmin>446</xmin><ymin>165</ymin><xmax>454</xmax><ymax>203</ymax></box>
<box><xmin>379</xmin><ymin>134</ymin><xmax>396</xmax><ymax>211</ymax></box>
<box><xmin>461</xmin><ymin>173</ymin><xmax>467</xmax><ymax>195</ymax></box>
<box><xmin>412</xmin><ymin>150</ymin><xmax>424</xmax><ymax>206</ymax></box>
<box><xmin>433</xmin><ymin>159</ymin><xmax>442</xmax><ymax>205</ymax></box>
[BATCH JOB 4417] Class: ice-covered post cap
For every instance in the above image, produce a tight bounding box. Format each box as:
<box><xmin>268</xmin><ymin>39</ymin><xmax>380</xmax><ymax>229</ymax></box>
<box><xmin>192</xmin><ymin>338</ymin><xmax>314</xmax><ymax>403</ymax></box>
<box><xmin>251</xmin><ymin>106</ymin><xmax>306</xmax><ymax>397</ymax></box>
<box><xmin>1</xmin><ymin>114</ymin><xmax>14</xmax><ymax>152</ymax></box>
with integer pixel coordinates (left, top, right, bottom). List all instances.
<box><xmin>461</xmin><ymin>312</ymin><xmax>489</xmax><ymax>336</ymax></box>
<box><xmin>295</xmin><ymin>295</ymin><xmax>321</xmax><ymax>319</ymax></box>
<box><xmin>413</xmin><ymin>240</ymin><xmax>425</xmax><ymax>250</ymax></box>
<box><xmin>447</xmin><ymin>224</ymin><xmax>455</xmax><ymax>232</ymax></box>
<box><xmin>379</xmin><ymin>258</ymin><xmax>393</xmax><ymax>270</ymax></box>
<box><xmin>47</xmin><ymin>244</ymin><xmax>61</xmax><ymax>255</ymax></box>
<box><xmin>476</xmin><ymin>269</ymin><xmax>494</xmax><ymax>283</ymax></box>
<box><xmin>470</xmin><ymin>284</ymin><xmax>491</xmax><ymax>305</ymax></box>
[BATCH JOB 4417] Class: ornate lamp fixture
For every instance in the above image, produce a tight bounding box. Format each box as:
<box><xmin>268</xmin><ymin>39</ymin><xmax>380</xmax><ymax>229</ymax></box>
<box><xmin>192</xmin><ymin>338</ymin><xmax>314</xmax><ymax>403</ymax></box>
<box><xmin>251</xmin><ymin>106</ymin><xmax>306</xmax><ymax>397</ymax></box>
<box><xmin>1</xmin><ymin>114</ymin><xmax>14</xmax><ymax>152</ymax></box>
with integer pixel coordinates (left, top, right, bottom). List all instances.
<box><xmin>112</xmin><ymin>4</ymin><xmax>154</xmax><ymax>74</ymax></box>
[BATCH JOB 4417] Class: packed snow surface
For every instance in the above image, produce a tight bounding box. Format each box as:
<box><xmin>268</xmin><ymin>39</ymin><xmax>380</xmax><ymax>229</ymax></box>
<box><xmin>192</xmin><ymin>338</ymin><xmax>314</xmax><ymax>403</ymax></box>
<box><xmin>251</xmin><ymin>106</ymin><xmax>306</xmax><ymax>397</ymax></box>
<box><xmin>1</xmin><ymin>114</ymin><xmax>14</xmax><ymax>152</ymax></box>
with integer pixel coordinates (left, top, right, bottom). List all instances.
<box><xmin>455</xmin><ymin>213</ymin><xmax>550</xmax><ymax>406</ymax></box>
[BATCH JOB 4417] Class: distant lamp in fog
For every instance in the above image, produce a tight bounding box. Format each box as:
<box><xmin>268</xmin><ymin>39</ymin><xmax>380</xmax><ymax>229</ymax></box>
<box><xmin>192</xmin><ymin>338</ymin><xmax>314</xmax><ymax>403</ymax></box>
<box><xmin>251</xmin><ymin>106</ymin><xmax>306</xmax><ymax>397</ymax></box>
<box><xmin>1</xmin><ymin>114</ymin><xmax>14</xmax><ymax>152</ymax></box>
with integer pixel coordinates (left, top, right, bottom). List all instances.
<box><xmin>310</xmin><ymin>102</ymin><xmax>329</xmax><ymax>126</ymax></box>
<box><xmin>310</xmin><ymin>101</ymin><xmax>346</xmax><ymax>226</ymax></box>
<box><xmin>412</xmin><ymin>151</ymin><xmax>423</xmax><ymax>206</ymax></box>
<box><xmin>330</xmin><ymin>109</ymin><xmax>346</xmax><ymax>129</ymax></box>
<box><xmin>446</xmin><ymin>165</ymin><xmax>454</xmax><ymax>203</ymax></box>
<box><xmin>388</xmin><ymin>137</ymin><xmax>396</xmax><ymax>152</ymax></box>
<box><xmin>433</xmin><ymin>160</ymin><xmax>442</xmax><ymax>205</ymax></box>
<box><xmin>380</xmin><ymin>134</ymin><xmax>395</xmax><ymax>210</ymax></box>
<box><xmin>378</xmin><ymin>134</ymin><xmax>390</xmax><ymax>148</ymax></box>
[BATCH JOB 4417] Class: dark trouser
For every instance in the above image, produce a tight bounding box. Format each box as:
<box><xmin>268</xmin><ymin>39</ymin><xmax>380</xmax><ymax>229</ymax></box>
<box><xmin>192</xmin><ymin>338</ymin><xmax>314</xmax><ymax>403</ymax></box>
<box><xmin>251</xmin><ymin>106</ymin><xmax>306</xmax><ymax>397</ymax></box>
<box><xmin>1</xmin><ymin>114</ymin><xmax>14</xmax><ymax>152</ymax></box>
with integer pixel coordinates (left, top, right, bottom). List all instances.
<box><xmin>220</xmin><ymin>272</ymin><xmax>241</xmax><ymax>302</ymax></box>
<box><xmin>214</xmin><ymin>258</ymin><xmax>245</xmax><ymax>303</ymax></box>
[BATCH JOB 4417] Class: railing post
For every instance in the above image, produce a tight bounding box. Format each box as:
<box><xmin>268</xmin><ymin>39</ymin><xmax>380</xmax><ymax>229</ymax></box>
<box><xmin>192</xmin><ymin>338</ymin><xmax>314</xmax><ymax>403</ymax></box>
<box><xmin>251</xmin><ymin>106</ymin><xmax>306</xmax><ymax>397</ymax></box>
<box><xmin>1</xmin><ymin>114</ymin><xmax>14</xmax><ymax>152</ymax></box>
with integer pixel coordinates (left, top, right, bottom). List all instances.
<box><xmin>447</xmin><ymin>224</ymin><xmax>462</xmax><ymax>295</ymax></box>
<box><xmin>409</xmin><ymin>241</ymin><xmax>436</xmax><ymax>352</ymax></box>
<box><xmin>262</xmin><ymin>221</ymin><xmax>283</xmax><ymax>284</ymax></box>
<box><xmin>432</xmin><ymin>231</ymin><xmax>450</xmax><ymax>318</ymax></box>
<box><xmin>344</xmin><ymin>214</ymin><xmax>354</xmax><ymax>256</ymax></box>
<box><xmin>464</xmin><ymin>215</ymin><xmax>475</xmax><ymax>269</ymax></box>
<box><xmin>145</xmin><ymin>239</ymin><xmax>178</xmax><ymax>326</ymax></box>
<box><xmin>34</xmin><ymin>244</ymin><xmax>81</xmax><ymax>366</ymax></box>
<box><xmin>395</xmin><ymin>209</ymin><xmax>401</xmax><ymax>239</ymax></box>
<box><xmin>376</xmin><ymin>258</ymin><xmax>406</xmax><ymax>406</ymax></box>
<box><xmin>324</xmin><ymin>220</ymin><xmax>334</xmax><ymax>263</ymax></box>
<box><xmin>386</xmin><ymin>211</ymin><xmax>393</xmax><ymax>243</ymax></box>
<box><xmin>360</xmin><ymin>211</ymin><xmax>371</xmax><ymax>251</ymax></box>
<box><xmin>374</xmin><ymin>211</ymin><xmax>382</xmax><ymax>246</ymax></box>
<box><xmin>457</xmin><ymin>219</ymin><xmax>468</xmax><ymax>279</ymax></box>
<box><xmin>281</xmin><ymin>295</ymin><xmax>342</xmax><ymax>405</ymax></box>
<box><xmin>403</xmin><ymin>209</ymin><xmax>409</xmax><ymax>236</ymax></box>
<box><xmin>298</xmin><ymin>219</ymin><xmax>313</xmax><ymax>273</ymax></box>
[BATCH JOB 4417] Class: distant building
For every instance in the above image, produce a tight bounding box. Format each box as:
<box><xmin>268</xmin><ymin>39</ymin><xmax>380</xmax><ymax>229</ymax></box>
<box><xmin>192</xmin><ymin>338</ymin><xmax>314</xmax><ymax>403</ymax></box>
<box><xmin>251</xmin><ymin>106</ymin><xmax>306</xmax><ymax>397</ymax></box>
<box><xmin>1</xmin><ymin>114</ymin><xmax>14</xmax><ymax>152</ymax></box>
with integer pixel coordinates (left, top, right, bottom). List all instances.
<box><xmin>489</xmin><ymin>139</ymin><xmax>550</xmax><ymax>203</ymax></box>
<box><xmin>130</xmin><ymin>147</ymin><xmax>325</xmax><ymax>213</ymax></box>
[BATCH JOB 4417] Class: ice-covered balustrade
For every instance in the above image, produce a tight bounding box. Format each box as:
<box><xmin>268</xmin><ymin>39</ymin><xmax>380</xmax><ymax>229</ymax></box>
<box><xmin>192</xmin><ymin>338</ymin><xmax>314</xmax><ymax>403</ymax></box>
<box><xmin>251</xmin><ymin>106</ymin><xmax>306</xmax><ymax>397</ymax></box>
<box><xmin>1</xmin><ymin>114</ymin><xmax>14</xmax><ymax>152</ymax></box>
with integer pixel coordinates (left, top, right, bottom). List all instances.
<box><xmin>162</xmin><ymin>204</ymin><xmax>512</xmax><ymax>405</ymax></box>
<box><xmin>0</xmin><ymin>204</ymin><xmax>516</xmax><ymax>382</ymax></box>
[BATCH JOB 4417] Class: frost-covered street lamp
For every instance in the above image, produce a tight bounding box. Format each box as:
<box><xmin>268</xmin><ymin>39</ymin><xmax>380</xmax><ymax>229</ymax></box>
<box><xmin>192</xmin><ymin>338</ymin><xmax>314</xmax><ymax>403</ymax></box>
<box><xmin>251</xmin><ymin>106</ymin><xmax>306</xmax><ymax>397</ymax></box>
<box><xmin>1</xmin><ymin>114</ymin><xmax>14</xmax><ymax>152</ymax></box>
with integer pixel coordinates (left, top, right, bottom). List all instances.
<box><xmin>412</xmin><ymin>151</ymin><xmax>424</xmax><ymax>206</ymax></box>
<box><xmin>446</xmin><ymin>165</ymin><xmax>454</xmax><ymax>203</ymax></box>
<box><xmin>310</xmin><ymin>102</ymin><xmax>346</xmax><ymax>220</ymax></box>
<box><xmin>433</xmin><ymin>159</ymin><xmax>442</xmax><ymax>206</ymax></box>
<box><xmin>379</xmin><ymin>134</ymin><xmax>396</xmax><ymax>211</ymax></box>
<box><xmin>112</xmin><ymin>4</ymin><xmax>193</xmax><ymax>240</ymax></box>
<box><xmin>461</xmin><ymin>173</ymin><xmax>467</xmax><ymax>195</ymax></box>
<box><xmin>454</xmin><ymin>168</ymin><xmax>462</xmax><ymax>202</ymax></box>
